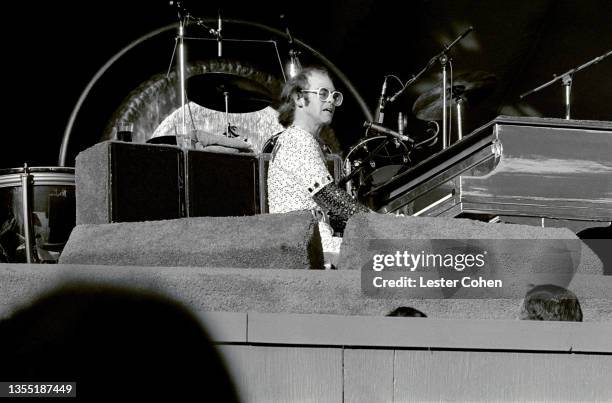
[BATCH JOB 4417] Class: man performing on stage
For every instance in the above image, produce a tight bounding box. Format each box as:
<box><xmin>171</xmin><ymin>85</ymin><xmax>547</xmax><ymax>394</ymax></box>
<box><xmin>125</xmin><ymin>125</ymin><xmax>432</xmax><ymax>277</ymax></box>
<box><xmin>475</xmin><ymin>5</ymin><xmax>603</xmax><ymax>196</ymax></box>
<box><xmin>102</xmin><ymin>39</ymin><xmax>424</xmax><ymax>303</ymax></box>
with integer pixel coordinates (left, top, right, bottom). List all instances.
<box><xmin>267</xmin><ymin>67</ymin><xmax>370</xmax><ymax>256</ymax></box>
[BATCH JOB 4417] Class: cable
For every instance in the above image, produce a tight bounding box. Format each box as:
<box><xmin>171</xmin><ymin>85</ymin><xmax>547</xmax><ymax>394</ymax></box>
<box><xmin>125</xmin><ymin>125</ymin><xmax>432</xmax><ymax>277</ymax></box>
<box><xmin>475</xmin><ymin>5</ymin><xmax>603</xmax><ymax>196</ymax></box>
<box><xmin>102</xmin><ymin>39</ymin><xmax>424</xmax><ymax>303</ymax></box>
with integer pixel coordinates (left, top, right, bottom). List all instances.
<box><xmin>385</xmin><ymin>74</ymin><xmax>404</xmax><ymax>88</ymax></box>
<box><xmin>413</xmin><ymin>121</ymin><xmax>439</xmax><ymax>148</ymax></box>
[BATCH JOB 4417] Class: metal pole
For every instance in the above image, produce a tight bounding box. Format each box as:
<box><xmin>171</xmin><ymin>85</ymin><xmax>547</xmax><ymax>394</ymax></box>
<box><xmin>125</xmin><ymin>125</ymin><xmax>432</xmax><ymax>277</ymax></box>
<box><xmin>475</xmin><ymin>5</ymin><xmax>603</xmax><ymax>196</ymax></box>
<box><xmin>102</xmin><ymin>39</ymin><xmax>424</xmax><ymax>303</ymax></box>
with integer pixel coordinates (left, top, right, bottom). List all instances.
<box><xmin>217</xmin><ymin>12</ymin><xmax>222</xmax><ymax>57</ymax></box>
<box><xmin>20</xmin><ymin>165</ymin><xmax>37</xmax><ymax>263</ymax></box>
<box><xmin>224</xmin><ymin>91</ymin><xmax>229</xmax><ymax>135</ymax></box>
<box><xmin>440</xmin><ymin>54</ymin><xmax>448</xmax><ymax>149</ymax></box>
<box><xmin>58</xmin><ymin>19</ymin><xmax>374</xmax><ymax>165</ymax></box>
<box><xmin>562</xmin><ymin>75</ymin><xmax>572</xmax><ymax>120</ymax></box>
<box><xmin>456</xmin><ymin>98</ymin><xmax>463</xmax><ymax>141</ymax></box>
<box><xmin>178</xmin><ymin>19</ymin><xmax>187</xmax><ymax>137</ymax></box>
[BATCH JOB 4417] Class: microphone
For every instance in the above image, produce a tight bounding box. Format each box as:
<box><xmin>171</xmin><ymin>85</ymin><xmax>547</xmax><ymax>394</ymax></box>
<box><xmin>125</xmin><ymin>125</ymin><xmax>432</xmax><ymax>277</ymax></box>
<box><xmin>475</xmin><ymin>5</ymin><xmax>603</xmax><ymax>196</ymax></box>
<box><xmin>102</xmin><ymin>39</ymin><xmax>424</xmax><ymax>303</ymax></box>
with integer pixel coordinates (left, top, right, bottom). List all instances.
<box><xmin>281</xmin><ymin>14</ymin><xmax>302</xmax><ymax>79</ymax></box>
<box><xmin>374</xmin><ymin>76</ymin><xmax>388</xmax><ymax>123</ymax></box>
<box><xmin>364</xmin><ymin>121</ymin><xmax>413</xmax><ymax>144</ymax></box>
<box><xmin>286</xmin><ymin>50</ymin><xmax>302</xmax><ymax>79</ymax></box>
<box><xmin>443</xmin><ymin>26</ymin><xmax>474</xmax><ymax>52</ymax></box>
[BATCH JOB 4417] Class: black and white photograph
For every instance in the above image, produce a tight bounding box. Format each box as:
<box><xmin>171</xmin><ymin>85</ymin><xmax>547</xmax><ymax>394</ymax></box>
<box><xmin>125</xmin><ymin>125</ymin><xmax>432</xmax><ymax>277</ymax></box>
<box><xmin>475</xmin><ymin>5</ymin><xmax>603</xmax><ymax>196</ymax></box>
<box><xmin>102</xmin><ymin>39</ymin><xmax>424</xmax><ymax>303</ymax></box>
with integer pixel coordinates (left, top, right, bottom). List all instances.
<box><xmin>1</xmin><ymin>0</ymin><xmax>611</xmax><ymax>401</ymax></box>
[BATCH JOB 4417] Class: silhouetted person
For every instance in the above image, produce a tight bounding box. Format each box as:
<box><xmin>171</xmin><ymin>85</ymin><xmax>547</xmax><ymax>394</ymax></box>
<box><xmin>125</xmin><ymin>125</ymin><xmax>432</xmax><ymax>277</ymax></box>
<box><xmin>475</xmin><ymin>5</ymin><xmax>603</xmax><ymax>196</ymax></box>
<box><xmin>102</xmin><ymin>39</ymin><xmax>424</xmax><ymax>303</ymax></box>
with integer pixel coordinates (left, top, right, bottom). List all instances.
<box><xmin>0</xmin><ymin>283</ymin><xmax>241</xmax><ymax>402</ymax></box>
<box><xmin>387</xmin><ymin>306</ymin><xmax>427</xmax><ymax>317</ymax></box>
<box><xmin>519</xmin><ymin>284</ymin><xmax>583</xmax><ymax>322</ymax></box>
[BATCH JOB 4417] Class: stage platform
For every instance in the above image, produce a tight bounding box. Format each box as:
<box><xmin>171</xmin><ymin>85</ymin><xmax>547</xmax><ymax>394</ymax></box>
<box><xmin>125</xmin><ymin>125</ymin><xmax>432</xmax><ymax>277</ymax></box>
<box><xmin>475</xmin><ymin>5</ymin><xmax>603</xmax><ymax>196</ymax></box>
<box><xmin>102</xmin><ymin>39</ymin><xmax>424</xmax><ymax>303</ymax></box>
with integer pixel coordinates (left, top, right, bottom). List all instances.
<box><xmin>0</xmin><ymin>264</ymin><xmax>612</xmax><ymax>403</ymax></box>
<box><xmin>1</xmin><ymin>263</ymin><xmax>612</xmax><ymax>321</ymax></box>
<box><xmin>1</xmin><ymin>263</ymin><xmax>611</xmax><ymax>401</ymax></box>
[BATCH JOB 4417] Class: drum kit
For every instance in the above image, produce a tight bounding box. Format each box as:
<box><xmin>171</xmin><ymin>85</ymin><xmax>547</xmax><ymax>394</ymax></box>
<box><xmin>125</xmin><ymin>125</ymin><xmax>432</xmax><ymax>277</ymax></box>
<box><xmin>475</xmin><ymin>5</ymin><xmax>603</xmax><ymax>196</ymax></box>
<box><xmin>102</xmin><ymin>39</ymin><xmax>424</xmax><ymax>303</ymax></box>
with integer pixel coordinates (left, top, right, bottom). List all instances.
<box><xmin>167</xmin><ymin>3</ymin><xmax>286</xmax><ymax>146</ymax></box>
<box><xmin>344</xmin><ymin>53</ymin><xmax>498</xmax><ymax>196</ymax></box>
<box><xmin>0</xmin><ymin>166</ymin><xmax>75</xmax><ymax>264</ymax></box>
<box><xmin>343</xmin><ymin>39</ymin><xmax>611</xmax><ymax>197</ymax></box>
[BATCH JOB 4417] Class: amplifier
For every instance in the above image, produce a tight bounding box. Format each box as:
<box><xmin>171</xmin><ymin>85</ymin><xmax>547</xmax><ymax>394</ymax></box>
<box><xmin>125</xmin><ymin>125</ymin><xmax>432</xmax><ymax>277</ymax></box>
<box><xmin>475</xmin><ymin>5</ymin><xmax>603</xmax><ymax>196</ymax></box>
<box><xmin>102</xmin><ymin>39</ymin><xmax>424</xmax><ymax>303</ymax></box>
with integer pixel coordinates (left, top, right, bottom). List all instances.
<box><xmin>76</xmin><ymin>142</ymin><xmax>343</xmax><ymax>222</ymax></box>
<box><xmin>76</xmin><ymin>141</ymin><xmax>184</xmax><ymax>224</ymax></box>
<box><xmin>186</xmin><ymin>150</ymin><xmax>260</xmax><ymax>217</ymax></box>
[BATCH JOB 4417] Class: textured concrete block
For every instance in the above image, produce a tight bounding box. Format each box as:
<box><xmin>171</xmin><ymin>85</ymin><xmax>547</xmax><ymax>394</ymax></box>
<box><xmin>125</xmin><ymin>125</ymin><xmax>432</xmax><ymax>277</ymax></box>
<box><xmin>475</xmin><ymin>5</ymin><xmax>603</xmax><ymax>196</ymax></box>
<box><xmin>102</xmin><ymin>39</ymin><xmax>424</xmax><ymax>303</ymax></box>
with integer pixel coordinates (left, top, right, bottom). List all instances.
<box><xmin>338</xmin><ymin>214</ymin><xmax>602</xmax><ymax>298</ymax></box>
<box><xmin>60</xmin><ymin>211</ymin><xmax>323</xmax><ymax>270</ymax></box>
<box><xmin>1</xmin><ymin>264</ymin><xmax>611</xmax><ymax>322</ymax></box>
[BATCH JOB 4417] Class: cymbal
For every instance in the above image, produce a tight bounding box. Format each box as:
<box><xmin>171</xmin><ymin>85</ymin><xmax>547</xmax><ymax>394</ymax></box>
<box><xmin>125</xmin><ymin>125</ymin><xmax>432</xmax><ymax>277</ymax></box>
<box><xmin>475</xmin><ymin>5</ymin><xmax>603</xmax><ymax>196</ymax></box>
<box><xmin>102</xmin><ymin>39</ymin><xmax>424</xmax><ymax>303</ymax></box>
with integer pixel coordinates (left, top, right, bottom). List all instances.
<box><xmin>412</xmin><ymin>71</ymin><xmax>497</xmax><ymax>120</ymax></box>
<box><xmin>187</xmin><ymin>72</ymin><xmax>276</xmax><ymax>113</ymax></box>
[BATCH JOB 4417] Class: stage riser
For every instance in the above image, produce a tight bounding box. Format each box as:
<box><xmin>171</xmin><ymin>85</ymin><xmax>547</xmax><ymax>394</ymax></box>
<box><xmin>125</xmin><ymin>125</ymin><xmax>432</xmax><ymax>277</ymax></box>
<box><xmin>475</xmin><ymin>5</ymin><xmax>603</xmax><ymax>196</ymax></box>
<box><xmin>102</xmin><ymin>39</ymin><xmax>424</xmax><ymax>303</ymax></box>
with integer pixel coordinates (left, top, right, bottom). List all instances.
<box><xmin>59</xmin><ymin>211</ymin><xmax>324</xmax><ymax>270</ymax></box>
<box><xmin>1</xmin><ymin>264</ymin><xmax>611</xmax><ymax>322</ymax></box>
<box><xmin>339</xmin><ymin>214</ymin><xmax>604</xmax><ymax>276</ymax></box>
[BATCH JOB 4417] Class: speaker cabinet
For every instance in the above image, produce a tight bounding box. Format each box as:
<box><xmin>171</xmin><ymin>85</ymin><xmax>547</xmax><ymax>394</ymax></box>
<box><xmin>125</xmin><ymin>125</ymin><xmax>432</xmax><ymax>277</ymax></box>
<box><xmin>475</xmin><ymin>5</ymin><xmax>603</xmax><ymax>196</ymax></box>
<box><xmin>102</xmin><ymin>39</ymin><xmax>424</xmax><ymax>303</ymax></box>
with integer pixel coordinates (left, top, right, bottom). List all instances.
<box><xmin>76</xmin><ymin>142</ymin><xmax>343</xmax><ymax>223</ymax></box>
<box><xmin>76</xmin><ymin>141</ymin><xmax>184</xmax><ymax>224</ymax></box>
<box><xmin>186</xmin><ymin>150</ymin><xmax>260</xmax><ymax>217</ymax></box>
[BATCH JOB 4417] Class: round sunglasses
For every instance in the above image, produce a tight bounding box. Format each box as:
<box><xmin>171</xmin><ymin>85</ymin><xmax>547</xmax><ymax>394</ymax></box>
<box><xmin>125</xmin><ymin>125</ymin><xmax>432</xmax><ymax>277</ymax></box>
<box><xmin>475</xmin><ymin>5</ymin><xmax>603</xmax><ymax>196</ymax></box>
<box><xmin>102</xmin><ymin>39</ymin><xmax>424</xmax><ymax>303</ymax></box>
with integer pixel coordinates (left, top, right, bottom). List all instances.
<box><xmin>300</xmin><ymin>87</ymin><xmax>344</xmax><ymax>106</ymax></box>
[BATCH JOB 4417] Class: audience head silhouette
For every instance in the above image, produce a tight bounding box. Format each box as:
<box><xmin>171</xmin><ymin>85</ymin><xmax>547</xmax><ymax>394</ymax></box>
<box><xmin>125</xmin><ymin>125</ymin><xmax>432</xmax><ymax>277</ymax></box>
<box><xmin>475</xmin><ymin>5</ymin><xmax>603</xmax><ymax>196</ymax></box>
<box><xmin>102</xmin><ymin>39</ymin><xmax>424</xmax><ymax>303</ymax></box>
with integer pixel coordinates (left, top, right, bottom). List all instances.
<box><xmin>387</xmin><ymin>306</ymin><xmax>427</xmax><ymax>318</ymax></box>
<box><xmin>0</xmin><ymin>282</ymin><xmax>241</xmax><ymax>402</ymax></box>
<box><xmin>519</xmin><ymin>284</ymin><xmax>583</xmax><ymax>322</ymax></box>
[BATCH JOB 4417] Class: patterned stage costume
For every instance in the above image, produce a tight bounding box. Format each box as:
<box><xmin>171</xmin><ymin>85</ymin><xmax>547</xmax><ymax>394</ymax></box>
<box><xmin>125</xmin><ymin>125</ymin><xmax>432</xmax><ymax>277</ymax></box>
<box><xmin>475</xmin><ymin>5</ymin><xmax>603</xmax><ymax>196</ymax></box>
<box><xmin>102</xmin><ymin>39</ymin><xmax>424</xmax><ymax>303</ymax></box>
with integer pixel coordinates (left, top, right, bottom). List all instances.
<box><xmin>268</xmin><ymin>126</ymin><xmax>369</xmax><ymax>253</ymax></box>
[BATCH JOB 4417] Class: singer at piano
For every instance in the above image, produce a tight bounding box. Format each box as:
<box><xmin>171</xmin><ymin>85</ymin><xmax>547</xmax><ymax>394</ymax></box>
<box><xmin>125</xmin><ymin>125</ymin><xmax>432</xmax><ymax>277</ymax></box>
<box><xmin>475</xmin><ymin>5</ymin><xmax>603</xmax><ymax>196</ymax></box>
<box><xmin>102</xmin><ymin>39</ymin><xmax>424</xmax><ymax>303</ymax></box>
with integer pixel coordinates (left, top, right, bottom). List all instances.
<box><xmin>268</xmin><ymin>66</ymin><xmax>371</xmax><ymax>256</ymax></box>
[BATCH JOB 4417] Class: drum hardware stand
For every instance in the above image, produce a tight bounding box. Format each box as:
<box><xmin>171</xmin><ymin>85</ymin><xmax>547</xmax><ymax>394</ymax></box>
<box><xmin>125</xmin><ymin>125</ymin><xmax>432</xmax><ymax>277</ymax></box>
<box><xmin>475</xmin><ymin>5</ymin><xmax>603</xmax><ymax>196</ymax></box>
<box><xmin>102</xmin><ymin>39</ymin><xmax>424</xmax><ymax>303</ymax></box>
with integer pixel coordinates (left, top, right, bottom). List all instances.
<box><xmin>561</xmin><ymin>74</ymin><xmax>573</xmax><ymax>120</ymax></box>
<box><xmin>216</xmin><ymin>11</ymin><xmax>223</xmax><ymax>58</ymax></box>
<box><xmin>170</xmin><ymin>2</ymin><xmax>224</xmax><ymax>143</ymax></box>
<box><xmin>339</xmin><ymin>138</ymin><xmax>393</xmax><ymax>188</ymax></box>
<box><xmin>343</xmin><ymin>159</ymin><xmax>354</xmax><ymax>196</ymax></box>
<box><xmin>439</xmin><ymin>54</ymin><xmax>449</xmax><ymax>149</ymax></box>
<box><xmin>453</xmin><ymin>94</ymin><xmax>465</xmax><ymax>141</ymax></box>
<box><xmin>397</xmin><ymin>112</ymin><xmax>411</xmax><ymax>164</ymax></box>
<box><xmin>224</xmin><ymin>91</ymin><xmax>230</xmax><ymax>136</ymax></box>
<box><xmin>170</xmin><ymin>7</ymin><xmax>289</xmax><ymax>140</ymax></box>
<box><xmin>387</xmin><ymin>27</ymin><xmax>473</xmax><ymax>149</ymax></box>
<box><xmin>222</xmin><ymin>90</ymin><xmax>239</xmax><ymax>138</ymax></box>
<box><xmin>520</xmin><ymin>49</ymin><xmax>612</xmax><ymax>120</ymax></box>
<box><xmin>172</xmin><ymin>1</ymin><xmax>189</xmax><ymax>139</ymax></box>
<box><xmin>19</xmin><ymin>164</ymin><xmax>38</xmax><ymax>264</ymax></box>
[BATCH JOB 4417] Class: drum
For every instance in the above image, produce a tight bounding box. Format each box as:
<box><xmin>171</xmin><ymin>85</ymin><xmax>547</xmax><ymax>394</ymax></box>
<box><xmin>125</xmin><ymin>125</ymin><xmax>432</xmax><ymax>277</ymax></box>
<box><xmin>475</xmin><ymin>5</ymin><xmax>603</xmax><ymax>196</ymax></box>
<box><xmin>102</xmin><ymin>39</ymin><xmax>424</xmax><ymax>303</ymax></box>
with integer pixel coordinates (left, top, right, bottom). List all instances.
<box><xmin>344</xmin><ymin>136</ymin><xmax>409</xmax><ymax>195</ymax></box>
<box><xmin>0</xmin><ymin>167</ymin><xmax>75</xmax><ymax>263</ymax></box>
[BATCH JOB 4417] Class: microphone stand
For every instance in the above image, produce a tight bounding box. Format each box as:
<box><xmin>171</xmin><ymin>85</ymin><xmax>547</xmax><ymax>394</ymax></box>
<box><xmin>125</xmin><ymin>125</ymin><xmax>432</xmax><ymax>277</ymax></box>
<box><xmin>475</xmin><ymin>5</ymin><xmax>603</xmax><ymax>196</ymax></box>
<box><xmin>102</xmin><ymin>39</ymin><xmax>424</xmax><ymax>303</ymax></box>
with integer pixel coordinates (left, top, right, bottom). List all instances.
<box><xmin>520</xmin><ymin>49</ymin><xmax>612</xmax><ymax>120</ymax></box>
<box><xmin>190</xmin><ymin>13</ymin><xmax>229</xmax><ymax>134</ymax></box>
<box><xmin>170</xmin><ymin>2</ymin><xmax>189</xmax><ymax>141</ymax></box>
<box><xmin>387</xmin><ymin>26</ymin><xmax>473</xmax><ymax>149</ymax></box>
<box><xmin>217</xmin><ymin>10</ymin><xmax>223</xmax><ymax>57</ymax></box>
<box><xmin>171</xmin><ymin>2</ymin><xmax>223</xmax><ymax>144</ymax></box>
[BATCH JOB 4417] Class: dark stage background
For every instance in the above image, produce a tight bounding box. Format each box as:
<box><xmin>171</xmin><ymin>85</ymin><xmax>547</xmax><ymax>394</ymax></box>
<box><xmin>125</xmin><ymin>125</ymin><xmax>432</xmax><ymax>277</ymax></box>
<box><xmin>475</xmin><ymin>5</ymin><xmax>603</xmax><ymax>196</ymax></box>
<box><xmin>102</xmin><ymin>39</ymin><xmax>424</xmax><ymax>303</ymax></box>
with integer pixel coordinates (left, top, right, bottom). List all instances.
<box><xmin>3</xmin><ymin>0</ymin><xmax>611</xmax><ymax>168</ymax></box>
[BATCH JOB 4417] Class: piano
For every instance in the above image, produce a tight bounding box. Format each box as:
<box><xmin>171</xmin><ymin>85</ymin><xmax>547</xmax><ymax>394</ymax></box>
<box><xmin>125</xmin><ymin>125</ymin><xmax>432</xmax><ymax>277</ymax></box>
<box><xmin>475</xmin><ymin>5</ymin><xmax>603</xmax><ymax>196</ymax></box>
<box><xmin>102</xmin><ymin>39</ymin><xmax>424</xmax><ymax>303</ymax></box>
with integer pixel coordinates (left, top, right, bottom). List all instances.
<box><xmin>363</xmin><ymin>116</ymin><xmax>612</xmax><ymax>230</ymax></box>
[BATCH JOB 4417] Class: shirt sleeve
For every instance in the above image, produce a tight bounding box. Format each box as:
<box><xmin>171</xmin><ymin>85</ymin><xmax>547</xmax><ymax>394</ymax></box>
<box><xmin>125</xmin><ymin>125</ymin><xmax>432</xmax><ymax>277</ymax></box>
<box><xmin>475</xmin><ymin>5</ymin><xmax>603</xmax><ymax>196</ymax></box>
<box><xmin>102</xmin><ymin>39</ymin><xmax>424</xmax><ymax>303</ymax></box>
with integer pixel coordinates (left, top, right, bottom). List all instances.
<box><xmin>275</xmin><ymin>129</ymin><xmax>333</xmax><ymax>196</ymax></box>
